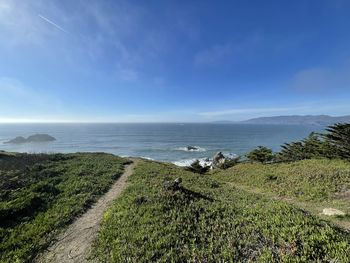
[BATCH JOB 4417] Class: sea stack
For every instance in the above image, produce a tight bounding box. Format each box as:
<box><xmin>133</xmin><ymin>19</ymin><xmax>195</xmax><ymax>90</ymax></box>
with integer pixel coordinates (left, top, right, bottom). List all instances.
<box><xmin>5</xmin><ymin>134</ymin><xmax>56</xmax><ymax>144</ymax></box>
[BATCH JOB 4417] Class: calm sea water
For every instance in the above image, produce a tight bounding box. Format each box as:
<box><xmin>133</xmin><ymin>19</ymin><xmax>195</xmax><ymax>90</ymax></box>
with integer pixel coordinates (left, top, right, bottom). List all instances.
<box><xmin>0</xmin><ymin>123</ymin><xmax>323</xmax><ymax>165</ymax></box>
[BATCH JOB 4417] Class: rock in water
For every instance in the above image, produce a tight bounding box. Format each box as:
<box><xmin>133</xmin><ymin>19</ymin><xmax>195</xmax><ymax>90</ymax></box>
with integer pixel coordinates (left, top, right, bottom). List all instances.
<box><xmin>5</xmin><ymin>134</ymin><xmax>56</xmax><ymax>144</ymax></box>
<box><xmin>322</xmin><ymin>208</ymin><xmax>346</xmax><ymax>216</ymax></box>
<box><xmin>212</xmin><ymin>152</ymin><xmax>226</xmax><ymax>168</ymax></box>
<box><xmin>26</xmin><ymin>134</ymin><xmax>56</xmax><ymax>142</ymax></box>
<box><xmin>186</xmin><ymin>146</ymin><xmax>199</xmax><ymax>151</ymax></box>
<box><xmin>5</xmin><ymin>136</ymin><xmax>27</xmax><ymax>144</ymax></box>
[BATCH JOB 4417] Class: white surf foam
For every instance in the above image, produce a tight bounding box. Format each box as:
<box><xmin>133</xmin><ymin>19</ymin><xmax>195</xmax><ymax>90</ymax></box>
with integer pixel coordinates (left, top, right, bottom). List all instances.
<box><xmin>173</xmin><ymin>158</ymin><xmax>212</xmax><ymax>167</ymax></box>
<box><xmin>173</xmin><ymin>152</ymin><xmax>238</xmax><ymax>167</ymax></box>
<box><xmin>140</xmin><ymin>156</ymin><xmax>155</xmax><ymax>161</ymax></box>
<box><xmin>175</xmin><ymin>146</ymin><xmax>206</xmax><ymax>152</ymax></box>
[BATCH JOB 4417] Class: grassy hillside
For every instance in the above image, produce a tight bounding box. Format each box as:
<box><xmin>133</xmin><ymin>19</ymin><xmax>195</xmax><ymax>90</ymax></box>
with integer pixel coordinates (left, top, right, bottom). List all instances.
<box><xmin>92</xmin><ymin>160</ymin><xmax>350</xmax><ymax>262</ymax></box>
<box><xmin>212</xmin><ymin>159</ymin><xmax>350</xmax><ymax>211</ymax></box>
<box><xmin>0</xmin><ymin>152</ymin><xmax>127</xmax><ymax>263</ymax></box>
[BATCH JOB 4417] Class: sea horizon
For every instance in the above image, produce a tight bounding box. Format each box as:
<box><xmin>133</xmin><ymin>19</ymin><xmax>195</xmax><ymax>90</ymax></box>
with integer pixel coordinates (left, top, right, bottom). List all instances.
<box><xmin>0</xmin><ymin>123</ymin><xmax>323</xmax><ymax>166</ymax></box>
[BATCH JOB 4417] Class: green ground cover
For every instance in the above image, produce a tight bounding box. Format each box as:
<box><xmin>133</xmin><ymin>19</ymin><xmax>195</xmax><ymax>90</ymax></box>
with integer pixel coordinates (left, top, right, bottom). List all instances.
<box><xmin>213</xmin><ymin>159</ymin><xmax>350</xmax><ymax>206</ymax></box>
<box><xmin>0</xmin><ymin>152</ymin><xmax>127</xmax><ymax>263</ymax></box>
<box><xmin>92</xmin><ymin>160</ymin><xmax>350</xmax><ymax>262</ymax></box>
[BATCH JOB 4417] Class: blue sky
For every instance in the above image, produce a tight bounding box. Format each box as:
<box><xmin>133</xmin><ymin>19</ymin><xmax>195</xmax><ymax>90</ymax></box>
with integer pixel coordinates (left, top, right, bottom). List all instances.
<box><xmin>1</xmin><ymin>0</ymin><xmax>350</xmax><ymax>122</ymax></box>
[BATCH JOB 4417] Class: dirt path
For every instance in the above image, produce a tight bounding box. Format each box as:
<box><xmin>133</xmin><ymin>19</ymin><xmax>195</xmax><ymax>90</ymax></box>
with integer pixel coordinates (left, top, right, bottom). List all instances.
<box><xmin>36</xmin><ymin>160</ymin><xmax>136</xmax><ymax>263</ymax></box>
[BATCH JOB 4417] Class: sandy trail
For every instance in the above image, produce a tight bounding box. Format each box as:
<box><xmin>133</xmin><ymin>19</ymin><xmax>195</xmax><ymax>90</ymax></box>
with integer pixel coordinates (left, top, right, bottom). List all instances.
<box><xmin>36</xmin><ymin>160</ymin><xmax>136</xmax><ymax>263</ymax></box>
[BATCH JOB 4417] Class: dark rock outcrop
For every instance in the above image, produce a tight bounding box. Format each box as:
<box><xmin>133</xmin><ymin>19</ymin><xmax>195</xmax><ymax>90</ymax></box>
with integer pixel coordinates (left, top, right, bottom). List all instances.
<box><xmin>211</xmin><ymin>152</ymin><xmax>240</xmax><ymax>169</ymax></box>
<box><xmin>26</xmin><ymin>134</ymin><xmax>56</xmax><ymax>143</ymax></box>
<box><xmin>5</xmin><ymin>136</ymin><xmax>27</xmax><ymax>144</ymax></box>
<box><xmin>186</xmin><ymin>146</ymin><xmax>199</xmax><ymax>151</ymax></box>
<box><xmin>5</xmin><ymin>134</ymin><xmax>56</xmax><ymax>144</ymax></box>
<box><xmin>212</xmin><ymin>152</ymin><xmax>226</xmax><ymax>168</ymax></box>
<box><xmin>163</xmin><ymin>178</ymin><xmax>182</xmax><ymax>191</ymax></box>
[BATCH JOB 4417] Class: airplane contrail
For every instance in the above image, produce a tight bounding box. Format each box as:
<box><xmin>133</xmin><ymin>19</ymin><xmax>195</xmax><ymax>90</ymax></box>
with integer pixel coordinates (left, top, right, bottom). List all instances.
<box><xmin>38</xmin><ymin>14</ymin><xmax>68</xmax><ymax>34</ymax></box>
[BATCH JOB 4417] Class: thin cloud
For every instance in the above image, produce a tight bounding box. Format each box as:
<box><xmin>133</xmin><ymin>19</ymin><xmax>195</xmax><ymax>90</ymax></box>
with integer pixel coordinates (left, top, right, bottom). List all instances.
<box><xmin>292</xmin><ymin>66</ymin><xmax>350</xmax><ymax>92</ymax></box>
<box><xmin>38</xmin><ymin>14</ymin><xmax>68</xmax><ymax>34</ymax></box>
<box><xmin>0</xmin><ymin>77</ymin><xmax>64</xmax><ymax>118</ymax></box>
<box><xmin>199</xmin><ymin>106</ymin><xmax>311</xmax><ymax>117</ymax></box>
<box><xmin>194</xmin><ymin>43</ymin><xmax>233</xmax><ymax>67</ymax></box>
<box><xmin>117</xmin><ymin>68</ymin><xmax>138</xmax><ymax>81</ymax></box>
<box><xmin>194</xmin><ymin>33</ymin><xmax>264</xmax><ymax>67</ymax></box>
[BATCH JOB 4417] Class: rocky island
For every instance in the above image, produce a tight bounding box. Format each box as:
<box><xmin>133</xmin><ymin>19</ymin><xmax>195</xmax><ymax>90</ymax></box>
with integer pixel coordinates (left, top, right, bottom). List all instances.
<box><xmin>186</xmin><ymin>145</ymin><xmax>200</xmax><ymax>151</ymax></box>
<box><xmin>4</xmin><ymin>134</ymin><xmax>56</xmax><ymax>144</ymax></box>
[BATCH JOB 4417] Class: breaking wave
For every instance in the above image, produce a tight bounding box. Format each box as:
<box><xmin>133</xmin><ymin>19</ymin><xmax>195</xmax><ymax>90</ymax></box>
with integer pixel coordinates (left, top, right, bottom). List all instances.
<box><xmin>173</xmin><ymin>158</ymin><xmax>212</xmax><ymax>167</ymax></box>
<box><xmin>172</xmin><ymin>152</ymin><xmax>238</xmax><ymax>167</ymax></box>
<box><xmin>175</xmin><ymin>146</ymin><xmax>206</xmax><ymax>152</ymax></box>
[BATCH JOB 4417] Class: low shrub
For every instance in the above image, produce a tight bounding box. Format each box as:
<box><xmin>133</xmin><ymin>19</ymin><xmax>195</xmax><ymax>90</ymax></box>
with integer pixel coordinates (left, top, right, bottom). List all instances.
<box><xmin>185</xmin><ymin>160</ymin><xmax>210</xmax><ymax>174</ymax></box>
<box><xmin>246</xmin><ymin>146</ymin><xmax>275</xmax><ymax>163</ymax></box>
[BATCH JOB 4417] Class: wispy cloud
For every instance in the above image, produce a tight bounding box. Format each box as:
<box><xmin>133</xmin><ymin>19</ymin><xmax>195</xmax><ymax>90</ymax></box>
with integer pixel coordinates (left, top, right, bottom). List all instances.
<box><xmin>0</xmin><ymin>118</ymin><xmax>73</xmax><ymax>123</ymax></box>
<box><xmin>117</xmin><ymin>68</ymin><xmax>138</xmax><ymax>81</ymax></box>
<box><xmin>0</xmin><ymin>0</ymin><xmax>72</xmax><ymax>46</ymax></box>
<box><xmin>291</xmin><ymin>66</ymin><xmax>350</xmax><ymax>92</ymax></box>
<box><xmin>38</xmin><ymin>14</ymin><xmax>68</xmax><ymax>34</ymax></box>
<box><xmin>0</xmin><ymin>0</ymin><xmax>198</xmax><ymax>84</ymax></box>
<box><xmin>194</xmin><ymin>43</ymin><xmax>233</xmax><ymax>67</ymax></box>
<box><xmin>199</xmin><ymin>101</ymin><xmax>350</xmax><ymax>120</ymax></box>
<box><xmin>199</xmin><ymin>106</ymin><xmax>311</xmax><ymax>117</ymax></box>
<box><xmin>194</xmin><ymin>33</ymin><xmax>264</xmax><ymax>67</ymax></box>
<box><xmin>0</xmin><ymin>77</ymin><xmax>64</xmax><ymax>118</ymax></box>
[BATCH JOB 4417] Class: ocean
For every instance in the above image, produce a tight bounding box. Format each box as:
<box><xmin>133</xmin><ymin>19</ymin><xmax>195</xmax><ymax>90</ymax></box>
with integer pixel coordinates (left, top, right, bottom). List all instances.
<box><xmin>0</xmin><ymin>123</ymin><xmax>323</xmax><ymax>166</ymax></box>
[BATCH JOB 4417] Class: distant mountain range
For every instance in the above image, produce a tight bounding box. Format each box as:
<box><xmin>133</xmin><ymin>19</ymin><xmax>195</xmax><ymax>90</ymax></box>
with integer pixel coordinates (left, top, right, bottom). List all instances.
<box><xmin>240</xmin><ymin>115</ymin><xmax>350</xmax><ymax>125</ymax></box>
